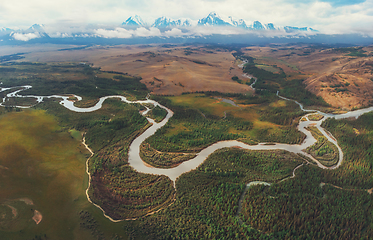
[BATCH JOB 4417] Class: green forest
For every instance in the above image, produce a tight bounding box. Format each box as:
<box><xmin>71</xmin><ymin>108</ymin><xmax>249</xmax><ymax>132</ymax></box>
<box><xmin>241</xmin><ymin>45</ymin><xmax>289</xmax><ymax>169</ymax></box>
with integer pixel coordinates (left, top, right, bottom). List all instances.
<box><xmin>0</xmin><ymin>48</ymin><xmax>372</xmax><ymax>240</ymax></box>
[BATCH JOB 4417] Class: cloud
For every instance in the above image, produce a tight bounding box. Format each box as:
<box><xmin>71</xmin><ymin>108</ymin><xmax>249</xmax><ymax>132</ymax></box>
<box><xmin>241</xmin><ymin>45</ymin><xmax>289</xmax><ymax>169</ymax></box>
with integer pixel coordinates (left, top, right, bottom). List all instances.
<box><xmin>284</xmin><ymin>0</ymin><xmax>366</xmax><ymax>7</ymax></box>
<box><xmin>310</xmin><ymin>0</ymin><xmax>373</xmax><ymax>35</ymax></box>
<box><xmin>134</xmin><ymin>27</ymin><xmax>161</xmax><ymax>37</ymax></box>
<box><xmin>95</xmin><ymin>28</ymin><xmax>132</xmax><ymax>38</ymax></box>
<box><xmin>164</xmin><ymin>28</ymin><xmax>185</xmax><ymax>37</ymax></box>
<box><xmin>11</xmin><ymin>32</ymin><xmax>41</xmax><ymax>41</ymax></box>
<box><xmin>94</xmin><ymin>27</ymin><xmax>161</xmax><ymax>38</ymax></box>
<box><xmin>190</xmin><ymin>26</ymin><xmax>248</xmax><ymax>36</ymax></box>
<box><xmin>321</xmin><ymin>0</ymin><xmax>366</xmax><ymax>7</ymax></box>
<box><xmin>0</xmin><ymin>0</ymin><xmax>372</xmax><ymax>36</ymax></box>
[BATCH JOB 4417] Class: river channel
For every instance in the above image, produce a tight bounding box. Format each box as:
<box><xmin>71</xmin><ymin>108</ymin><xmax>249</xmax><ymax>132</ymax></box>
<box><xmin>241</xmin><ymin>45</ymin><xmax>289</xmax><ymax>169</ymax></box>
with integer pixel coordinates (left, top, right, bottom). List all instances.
<box><xmin>2</xmin><ymin>85</ymin><xmax>373</xmax><ymax>218</ymax></box>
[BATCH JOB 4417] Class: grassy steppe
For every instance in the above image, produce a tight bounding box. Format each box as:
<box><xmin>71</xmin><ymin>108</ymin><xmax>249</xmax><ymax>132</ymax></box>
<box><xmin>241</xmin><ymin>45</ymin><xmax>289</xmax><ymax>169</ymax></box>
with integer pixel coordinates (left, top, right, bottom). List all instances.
<box><xmin>0</xmin><ymin>102</ymin><xmax>173</xmax><ymax>240</ymax></box>
<box><xmin>0</xmin><ymin>109</ymin><xmax>143</xmax><ymax>240</ymax></box>
<box><xmin>0</xmin><ymin>110</ymin><xmax>92</xmax><ymax>239</ymax></box>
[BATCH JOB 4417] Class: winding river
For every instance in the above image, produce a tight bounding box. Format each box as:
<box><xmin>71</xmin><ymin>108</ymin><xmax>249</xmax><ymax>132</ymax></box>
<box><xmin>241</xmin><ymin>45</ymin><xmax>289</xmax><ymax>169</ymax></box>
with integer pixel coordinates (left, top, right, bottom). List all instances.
<box><xmin>2</xmin><ymin>85</ymin><xmax>373</xmax><ymax>220</ymax></box>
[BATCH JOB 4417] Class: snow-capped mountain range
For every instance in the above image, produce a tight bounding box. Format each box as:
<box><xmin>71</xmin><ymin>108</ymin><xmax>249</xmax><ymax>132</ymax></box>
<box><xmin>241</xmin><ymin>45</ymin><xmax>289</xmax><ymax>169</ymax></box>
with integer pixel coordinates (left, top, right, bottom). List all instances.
<box><xmin>197</xmin><ymin>12</ymin><xmax>232</xmax><ymax>27</ymax></box>
<box><xmin>0</xmin><ymin>12</ymin><xmax>318</xmax><ymax>43</ymax></box>
<box><xmin>152</xmin><ymin>17</ymin><xmax>192</xmax><ymax>28</ymax></box>
<box><xmin>122</xmin><ymin>12</ymin><xmax>317</xmax><ymax>32</ymax></box>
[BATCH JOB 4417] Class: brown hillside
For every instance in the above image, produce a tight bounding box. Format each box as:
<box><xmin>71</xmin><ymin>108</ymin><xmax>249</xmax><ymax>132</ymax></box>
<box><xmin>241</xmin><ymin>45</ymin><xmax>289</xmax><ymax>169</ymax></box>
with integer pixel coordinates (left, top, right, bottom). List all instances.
<box><xmin>242</xmin><ymin>45</ymin><xmax>373</xmax><ymax>109</ymax></box>
<box><xmin>21</xmin><ymin>45</ymin><xmax>252</xmax><ymax>95</ymax></box>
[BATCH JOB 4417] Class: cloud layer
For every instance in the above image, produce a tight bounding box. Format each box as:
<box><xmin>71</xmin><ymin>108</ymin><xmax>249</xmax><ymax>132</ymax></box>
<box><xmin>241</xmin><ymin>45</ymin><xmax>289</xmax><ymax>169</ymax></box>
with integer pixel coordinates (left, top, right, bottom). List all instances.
<box><xmin>0</xmin><ymin>0</ymin><xmax>372</xmax><ymax>35</ymax></box>
<box><xmin>94</xmin><ymin>27</ymin><xmax>162</xmax><ymax>38</ymax></box>
<box><xmin>11</xmin><ymin>32</ymin><xmax>41</xmax><ymax>41</ymax></box>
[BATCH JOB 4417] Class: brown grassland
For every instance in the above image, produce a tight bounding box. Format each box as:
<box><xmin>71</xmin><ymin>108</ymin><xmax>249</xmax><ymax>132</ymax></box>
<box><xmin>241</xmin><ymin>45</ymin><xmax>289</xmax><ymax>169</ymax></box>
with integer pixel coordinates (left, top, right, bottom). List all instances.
<box><xmin>242</xmin><ymin>45</ymin><xmax>373</xmax><ymax>109</ymax></box>
<box><xmin>19</xmin><ymin>44</ymin><xmax>252</xmax><ymax>95</ymax></box>
<box><xmin>13</xmin><ymin>43</ymin><xmax>373</xmax><ymax>109</ymax></box>
<box><xmin>0</xmin><ymin>109</ymin><xmax>93</xmax><ymax>239</ymax></box>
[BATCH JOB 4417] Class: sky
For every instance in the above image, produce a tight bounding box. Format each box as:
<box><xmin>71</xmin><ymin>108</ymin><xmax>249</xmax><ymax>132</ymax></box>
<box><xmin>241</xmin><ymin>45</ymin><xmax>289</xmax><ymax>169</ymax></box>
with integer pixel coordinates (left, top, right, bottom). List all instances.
<box><xmin>0</xmin><ymin>0</ymin><xmax>373</xmax><ymax>34</ymax></box>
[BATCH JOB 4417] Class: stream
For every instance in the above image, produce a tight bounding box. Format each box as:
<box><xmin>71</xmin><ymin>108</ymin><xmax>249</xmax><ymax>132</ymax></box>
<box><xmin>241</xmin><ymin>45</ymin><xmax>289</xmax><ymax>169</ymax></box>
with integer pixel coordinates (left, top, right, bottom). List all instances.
<box><xmin>2</xmin><ymin>85</ymin><xmax>373</xmax><ymax>220</ymax></box>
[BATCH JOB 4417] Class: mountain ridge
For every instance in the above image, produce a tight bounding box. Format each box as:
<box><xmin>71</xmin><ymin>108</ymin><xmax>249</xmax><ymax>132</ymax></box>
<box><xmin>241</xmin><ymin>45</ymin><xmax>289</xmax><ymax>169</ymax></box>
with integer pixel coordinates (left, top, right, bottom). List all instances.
<box><xmin>0</xmin><ymin>12</ymin><xmax>319</xmax><ymax>42</ymax></box>
<box><xmin>120</xmin><ymin>12</ymin><xmax>316</xmax><ymax>32</ymax></box>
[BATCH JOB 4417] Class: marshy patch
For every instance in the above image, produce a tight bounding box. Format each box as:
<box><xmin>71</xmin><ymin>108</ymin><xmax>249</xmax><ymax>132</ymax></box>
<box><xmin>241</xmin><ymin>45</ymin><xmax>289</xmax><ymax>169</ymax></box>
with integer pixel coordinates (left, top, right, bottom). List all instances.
<box><xmin>0</xmin><ymin>199</ymin><xmax>35</xmax><ymax>232</ymax></box>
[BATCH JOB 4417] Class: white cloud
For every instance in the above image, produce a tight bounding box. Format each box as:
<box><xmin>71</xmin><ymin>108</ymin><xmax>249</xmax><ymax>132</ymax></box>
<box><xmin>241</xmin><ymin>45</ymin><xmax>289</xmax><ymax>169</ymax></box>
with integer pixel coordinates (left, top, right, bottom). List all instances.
<box><xmin>134</xmin><ymin>27</ymin><xmax>161</xmax><ymax>37</ymax></box>
<box><xmin>93</xmin><ymin>27</ymin><xmax>161</xmax><ymax>38</ymax></box>
<box><xmin>164</xmin><ymin>28</ymin><xmax>185</xmax><ymax>37</ymax></box>
<box><xmin>190</xmin><ymin>26</ymin><xmax>248</xmax><ymax>36</ymax></box>
<box><xmin>95</xmin><ymin>28</ymin><xmax>132</xmax><ymax>38</ymax></box>
<box><xmin>0</xmin><ymin>0</ymin><xmax>372</xmax><ymax>35</ymax></box>
<box><xmin>11</xmin><ymin>32</ymin><xmax>41</xmax><ymax>41</ymax></box>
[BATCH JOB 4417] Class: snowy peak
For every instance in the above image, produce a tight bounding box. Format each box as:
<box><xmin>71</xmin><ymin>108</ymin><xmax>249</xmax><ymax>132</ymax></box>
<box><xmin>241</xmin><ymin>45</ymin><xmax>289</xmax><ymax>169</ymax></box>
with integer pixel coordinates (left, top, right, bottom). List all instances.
<box><xmin>265</xmin><ymin>23</ymin><xmax>276</xmax><ymax>30</ymax></box>
<box><xmin>0</xmin><ymin>27</ymin><xmax>13</xmax><ymax>37</ymax></box>
<box><xmin>119</xmin><ymin>13</ymin><xmax>317</xmax><ymax>33</ymax></box>
<box><xmin>4</xmin><ymin>13</ymin><xmax>319</xmax><ymax>43</ymax></box>
<box><xmin>182</xmin><ymin>19</ymin><xmax>192</xmax><ymax>27</ymax></box>
<box><xmin>28</xmin><ymin>24</ymin><xmax>44</xmax><ymax>32</ymax></box>
<box><xmin>24</xmin><ymin>24</ymin><xmax>49</xmax><ymax>38</ymax></box>
<box><xmin>228</xmin><ymin>16</ymin><xmax>248</xmax><ymax>29</ymax></box>
<box><xmin>122</xmin><ymin>15</ymin><xmax>145</xmax><ymax>27</ymax></box>
<box><xmin>152</xmin><ymin>16</ymin><xmax>170</xmax><ymax>28</ymax></box>
<box><xmin>0</xmin><ymin>27</ymin><xmax>13</xmax><ymax>32</ymax></box>
<box><xmin>250</xmin><ymin>21</ymin><xmax>265</xmax><ymax>30</ymax></box>
<box><xmin>152</xmin><ymin>17</ymin><xmax>192</xmax><ymax>28</ymax></box>
<box><xmin>198</xmin><ymin>12</ymin><xmax>231</xmax><ymax>26</ymax></box>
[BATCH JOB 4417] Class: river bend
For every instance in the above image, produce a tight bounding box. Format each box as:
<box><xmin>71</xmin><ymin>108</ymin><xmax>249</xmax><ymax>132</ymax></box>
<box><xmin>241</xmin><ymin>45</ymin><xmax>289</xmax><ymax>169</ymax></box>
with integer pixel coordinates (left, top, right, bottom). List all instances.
<box><xmin>2</xmin><ymin>85</ymin><xmax>373</xmax><ymax>219</ymax></box>
<box><xmin>1</xmin><ymin>85</ymin><xmax>372</xmax><ymax>179</ymax></box>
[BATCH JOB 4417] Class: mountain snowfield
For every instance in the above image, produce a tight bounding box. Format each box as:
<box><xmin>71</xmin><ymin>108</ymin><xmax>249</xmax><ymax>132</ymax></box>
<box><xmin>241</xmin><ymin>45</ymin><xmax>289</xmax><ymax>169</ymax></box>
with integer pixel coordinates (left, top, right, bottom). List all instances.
<box><xmin>122</xmin><ymin>12</ymin><xmax>317</xmax><ymax>32</ymax></box>
<box><xmin>122</xmin><ymin>15</ymin><xmax>145</xmax><ymax>27</ymax></box>
<box><xmin>151</xmin><ymin>17</ymin><xmax>192</xmax><ymax>28</ymax></box>
<box><xmin>0</xmin><ymin>12</ymin><xmax>318</xmax><ymax>42</ymax></box>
